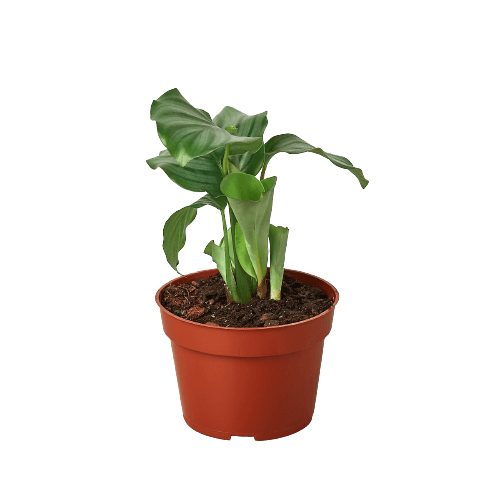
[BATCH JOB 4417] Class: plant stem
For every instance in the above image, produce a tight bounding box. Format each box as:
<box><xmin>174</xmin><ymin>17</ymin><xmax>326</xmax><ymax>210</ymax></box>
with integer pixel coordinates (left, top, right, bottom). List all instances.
<box><xmin>220</xmin><ymin>208</ymin><xmax>236</xmax><ymax>302</ymax></box>
<box><xmin>259</xmin><ymin>159</ymin><xmax>268</xmax><ymax>181</ymax></box>
<box><xmin>222</xmin><ymin>145</ymin><xmax>230</xmax><ymax>176</ymax></box>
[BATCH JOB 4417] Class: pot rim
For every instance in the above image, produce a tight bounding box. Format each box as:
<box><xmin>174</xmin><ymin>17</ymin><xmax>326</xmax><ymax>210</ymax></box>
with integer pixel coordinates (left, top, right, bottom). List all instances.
<box><xmin>155</xmin><ymin>268</ymin><xmax>339</xmax><ymax>331</ymax></box>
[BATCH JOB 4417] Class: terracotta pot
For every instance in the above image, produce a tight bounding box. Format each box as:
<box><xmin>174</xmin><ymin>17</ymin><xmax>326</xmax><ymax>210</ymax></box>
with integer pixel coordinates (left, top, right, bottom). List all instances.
<box><xmin>155</xmin><ymin>268</ymin><xmax>339</xmax><ymax>441</ymax></box>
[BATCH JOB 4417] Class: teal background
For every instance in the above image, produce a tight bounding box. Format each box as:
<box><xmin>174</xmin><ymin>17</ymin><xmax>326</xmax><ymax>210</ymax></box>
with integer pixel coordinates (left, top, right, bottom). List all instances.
<box><xmin>1</xmin><ymin>1</ymin><xmax>499</xmax><ymax>499</ymax></box>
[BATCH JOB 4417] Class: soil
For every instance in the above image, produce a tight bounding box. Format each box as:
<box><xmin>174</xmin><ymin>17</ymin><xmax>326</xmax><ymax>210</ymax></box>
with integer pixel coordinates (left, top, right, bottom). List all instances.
<box><xmin>160</xmin><ymin>272</ymin><xmax>333</xmax><ymax>328</ymax></box>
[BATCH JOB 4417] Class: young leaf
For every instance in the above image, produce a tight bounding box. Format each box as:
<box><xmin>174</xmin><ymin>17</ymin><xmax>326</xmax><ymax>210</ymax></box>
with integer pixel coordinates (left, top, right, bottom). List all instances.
<box><xmin>234</xmin><ymin>223</ymin><xmax>257</xmax><ymax>279</ymax></box>
<box><xmin>147</xmin><ymin>150</ymin><xmax>224</xmax><ymax>198</ymax></box>
<box><xmin>240</xmin><ymin>145</ymin><xmax>265</xmax><ymax>175</ymax></box>
<box><xmin>204</xmin><ymin>240</ymin><xmax>228</xmax><ymax>282</ymax></box>
<box><xmin>150</xmin><ymin>89</ymin><xmax>263</xmax><ymax>167</ymax></box>
<box><xmin>213</xmin><ymin>106</ymin><xmax>268</xmax><ymax>175</ymax></box>
<box><xmin>222</xmin><ymin>177</ymin><xmax>277</xmax><ymax>296</ymax></box>
<box><xmin>263</xmin><ymin>133</ymin><xmax>369</xmax><ymax>188</ymax></box>
<box><xmin>220</xmin><ymin>172</ymin><xmax>265</xmax><ymax>201</ymax></box>
<box><xmin>205</xmin><ymin>238</ymin><xmax>241</xmax><ymax>303</ymax></box>
<box><xmin>229</xmin><ymin>209</ymin><xmax>253</xmax><ymax>304</ymax></box>
<box><xmin>269</xmin><ymin>224</ymin><xmax>289</xmax><ymax>300</ymax></box>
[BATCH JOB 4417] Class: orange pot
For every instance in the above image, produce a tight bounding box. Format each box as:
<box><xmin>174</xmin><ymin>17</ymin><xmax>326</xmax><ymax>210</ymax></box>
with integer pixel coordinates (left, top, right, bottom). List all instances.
<box><xmin>155</xmin><ymin>268</ymin><xmax>339</xmax><ymax>441</ymax></box>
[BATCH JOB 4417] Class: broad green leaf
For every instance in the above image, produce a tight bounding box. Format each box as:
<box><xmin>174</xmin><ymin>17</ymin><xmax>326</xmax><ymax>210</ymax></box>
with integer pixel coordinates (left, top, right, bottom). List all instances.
<box><xmin>269</xmin><ymin>224</ymin><xmax>289</xmax><ymax>300</ymax></box>
<box><xmin>264</xmin><ymin>133</ymin><xmax>369</xmax><ymax>188</ymax></box>
<box><xmin>220</xmin><ymin>172</ymin><xmax>265</xmax><ymax>201</ymax></box>
<box><xmin>213</xmin><ymin>107</ymin><xmax>267</xmax><ymax>134</ymax></box>
<box><xmin>162</xmin><ymin>195</ymin><xmax>226</xmax><ymax>275</ymax></box>
<box><xmin>162</xmin><ymin>206</ymin><xmax>197</xmax><ymax>274</ymax></box>
<box><xmin>150</xmin><ymin>89</ymin><xmax>263</xmax><ymax>167</ymax></box>
<box><xmin>147</xmin><ymin>150</ymin><xmax>224</xmax><ymax>198</ymax></box>
<box><xmin>197</xmin><ymin>108</ymin><xmax>212</xmax><ymax>120</ymax></box>
<box><xmin>225</xmin><ymin>182</ymin><xmax>276</xmax><ymax>293</ymax></box>
<box><xmin>214</xmin><ymin>106</ymin><xmax>268</xmax><ymax>174</ymax></box>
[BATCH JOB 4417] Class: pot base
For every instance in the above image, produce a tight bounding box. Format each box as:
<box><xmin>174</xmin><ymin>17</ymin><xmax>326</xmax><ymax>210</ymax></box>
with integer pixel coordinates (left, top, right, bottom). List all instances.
<box><xmin>183</xmin><ymin>415</ymin><xmax>313</xmax><ymax>441</ymax></box>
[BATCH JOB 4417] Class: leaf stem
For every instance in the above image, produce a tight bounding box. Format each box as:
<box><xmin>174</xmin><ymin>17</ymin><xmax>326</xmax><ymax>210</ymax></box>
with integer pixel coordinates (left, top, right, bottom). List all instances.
<box><xmin>259</xmin><ymin>159</ymin><xmax>269</xmax><ymax>180</ymax></box>
<box><xmin>220</xmin><ymin>208</ymin><xmax>236</xmax><ymax>302</ymax></box>
<box><xmin>222</xmin><ymin>145</ymin><xmax>230</xmax><ymax>176</ymax></box>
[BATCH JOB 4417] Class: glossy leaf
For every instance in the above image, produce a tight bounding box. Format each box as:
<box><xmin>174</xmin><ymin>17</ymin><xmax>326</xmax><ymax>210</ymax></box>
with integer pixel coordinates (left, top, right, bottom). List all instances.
<box><xmin>147</xmin><ymin>150</ymin><xmax>224</xmax><ymax>198</ymax></box>
<box><xmin>263</xmin><ymin>134</ymin><xmax>369</xmax><ymax>188</ymax></box>
<box><xmin>150</xmin><ymin>89</ymin><xmax>263</xmax><ymax>167</ymax></box>
<box><xmin>204</xmin><ymin>240</ymin><xmax>228</xmax><ymax>283</ymax></box>
<box><xmin>269</xmin><ymin>224</ymin><xmax>289</xmax><ymax>300</ymax></box>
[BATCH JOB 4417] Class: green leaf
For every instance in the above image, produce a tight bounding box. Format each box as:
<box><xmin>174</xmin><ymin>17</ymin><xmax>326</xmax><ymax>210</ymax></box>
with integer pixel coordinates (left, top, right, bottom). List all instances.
<box><xmin>147</xmin><ymin>150</ymin><xmax>224</xmax><ymax>198</ymax></box>
<box><xmin>263</xmin><ymin>133</ymin><xmax>369</xmax><ymax>188</ymax></box>
<box><xmin>213</xmin><ymin>107</ymin><xmax>267</xmax><ymax>134</ymax></box>
<box><xmin>197</xmin><ymin>108</ymin><xmax>212</xmax><ymax>120</ymax></box>
<box><xmin>269</xmin><ymin>224</ymin><xmax>289</xmax><ymax>300</ymax></box>
<box><xmin>206</xmin><ymin>212</ymin><xmax>241</xmax><ymax>302</ymax></box>
<box><xmin>162</xmin><ymin>206</ymin><xmax>197</xmax><ymax>274</ymax></box>
<box><xmin>240</xmin><ymin>144</ymin><xmax>265</xmax><ymax>175</ymax></box>
<box><xmin>213</xmin><ymin>106</ymin><xmax>268</xmax><ymax>175</ymax></box>
<box><xmin>220</xmin><ymin>172</ymin><xmax>265</xmax><ymax>201</ymax></box>
<box><xmin>204</xmin><ymin>240</ymin><xmax>228</xmax><ymax>282</ymax></box>
<box><xmin>190</xmin><ymin>193</ymin><xmax>227</xmax><ymax>210</ymax></box>
<box><xmin>162</xmin><ymin>195</ymin><xmax>226</xmax><ymax>275</ymax></box>
<box><xmin>150</xmin><ymin>89</ymin><xmax>263</xmax><ymax>167</ymax></box>
<box><xmin>224</xmin><ymin>181</ymin><xmax>277</xmax><ymax>293</ymax></box>
<box><xmin>234</xmin><ymin>222</ymin><xmax>256</xmax><ymax>279</ymax></box>
<box><xmin>229</xmin><ymin>209</ymin><xmax>253</xmax><ymax>304</ymax></box>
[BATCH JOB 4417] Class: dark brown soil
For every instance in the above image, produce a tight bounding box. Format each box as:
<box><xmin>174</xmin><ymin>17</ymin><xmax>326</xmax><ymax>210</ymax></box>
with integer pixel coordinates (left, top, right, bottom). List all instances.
<box><xmin>160</xmin><ymin>272</ymin><xmax>333</xmax><ymax>328</ymax></box>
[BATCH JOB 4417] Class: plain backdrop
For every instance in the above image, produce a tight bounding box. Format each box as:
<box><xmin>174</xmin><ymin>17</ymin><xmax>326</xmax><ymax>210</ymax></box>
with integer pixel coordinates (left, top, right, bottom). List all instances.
<box><xmin>1</xmin><ymin>1</ymin><xmax>499</xmax><ymax>499</ymax></box>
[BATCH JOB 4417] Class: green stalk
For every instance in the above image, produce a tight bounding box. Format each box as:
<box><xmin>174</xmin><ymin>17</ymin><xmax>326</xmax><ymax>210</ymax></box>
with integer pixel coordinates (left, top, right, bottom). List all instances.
<box><xmin>222</xmin><ymin>146</ymin><xmax>230</xmax><ymax>176</ymax></box>
<box><xmin>220</xmin><ymin>208</ymin><xmax>239</xmax><ymax>302</ymax></box>
<box><xmin>259</xmin><ymin>158</ymin><xmax>269</xmax><ymax>181</ymax></box>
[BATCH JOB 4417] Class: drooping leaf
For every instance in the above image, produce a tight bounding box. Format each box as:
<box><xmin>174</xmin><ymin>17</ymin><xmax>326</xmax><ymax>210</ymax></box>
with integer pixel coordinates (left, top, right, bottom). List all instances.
<box><xmin>269</xmin><ymin>224</ymin><xmax>289</xmax><ymax>300</ymax></box>
<box><xmin>263</xmin><ymin>133</ymin><xmax>369</xmax><ymax>188</ymax></box>
<box><xmin>162</xmin><ymin>206</ymin><xmax>197</xmax><ymax>274</ymax></box>
<box><xmin>150</xmin><ymin>89</ymin><xmax>263</xmax><ymax>167</ymax></box>
<box><xmin>147</xmin><ymin>150</ymin><xmax>224</xmax><ymax>198</ymax></box>
<box><xmin>162</xmin><ymin>194</ymin><xmax>227</xmax><ymax>275</ymax></box>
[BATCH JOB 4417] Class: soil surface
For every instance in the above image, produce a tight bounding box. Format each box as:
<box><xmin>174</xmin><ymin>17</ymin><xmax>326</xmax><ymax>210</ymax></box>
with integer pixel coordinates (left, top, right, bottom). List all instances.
<box><xmin>160</xmin><ymin>272</ymin><xmax>333</xmax><ymax>328</ymax></box>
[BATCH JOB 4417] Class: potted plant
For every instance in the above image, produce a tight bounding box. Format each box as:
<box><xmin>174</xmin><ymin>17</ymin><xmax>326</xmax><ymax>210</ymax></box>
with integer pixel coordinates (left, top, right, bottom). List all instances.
<box><xmin>148</xmin><ymin>88</ymin><xmax>369</xmax><ymax>440</ymax></box>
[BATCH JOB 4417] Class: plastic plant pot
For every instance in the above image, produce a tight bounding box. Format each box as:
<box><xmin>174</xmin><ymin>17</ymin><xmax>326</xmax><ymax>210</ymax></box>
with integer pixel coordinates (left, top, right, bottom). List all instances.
<box><xmin>155</xmin><ymin>268</ymin><xmax>339</xmax><ymax>441</ymax></box>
